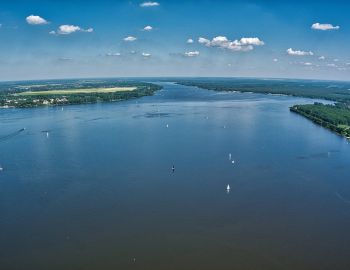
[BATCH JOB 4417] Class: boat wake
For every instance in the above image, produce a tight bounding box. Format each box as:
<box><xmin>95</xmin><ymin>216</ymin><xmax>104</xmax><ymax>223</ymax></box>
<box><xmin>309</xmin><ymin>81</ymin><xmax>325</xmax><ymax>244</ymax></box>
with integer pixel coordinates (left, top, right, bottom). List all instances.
<box><xmin>0</xmin><ymin>128</ymin><xmax>26</xmax><ymax>142</ymax></box>
<box><xmin>335</xmin><ymin>191</ymin><xmax>350</xmax><ymax>204</ymax></box>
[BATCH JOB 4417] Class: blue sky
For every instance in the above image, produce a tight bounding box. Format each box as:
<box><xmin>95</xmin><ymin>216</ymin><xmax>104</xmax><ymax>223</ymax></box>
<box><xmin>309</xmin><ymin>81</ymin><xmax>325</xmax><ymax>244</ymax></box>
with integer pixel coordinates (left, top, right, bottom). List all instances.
<box><xmin>0</xmin><ymin>0</ymin><xmax>349</xmax><ymax>81</ymax></box>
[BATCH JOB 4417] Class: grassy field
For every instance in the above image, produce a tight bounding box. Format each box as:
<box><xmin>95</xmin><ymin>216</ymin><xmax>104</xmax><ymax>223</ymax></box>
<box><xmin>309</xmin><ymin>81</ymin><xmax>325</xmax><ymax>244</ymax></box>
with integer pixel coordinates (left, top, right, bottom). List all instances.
<box><xmin>16</xmin><ymin>87</ymin><xmax>137</xmax><ymax>96</ymax></box>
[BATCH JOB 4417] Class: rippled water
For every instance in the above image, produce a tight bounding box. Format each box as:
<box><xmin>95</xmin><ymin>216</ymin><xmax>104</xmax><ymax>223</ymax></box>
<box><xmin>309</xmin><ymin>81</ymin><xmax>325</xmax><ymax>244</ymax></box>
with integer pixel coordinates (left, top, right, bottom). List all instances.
<box><xmin>1</xmin><ymin>82</ymin><xmax>350</xmax><ymax>270</ymax></box>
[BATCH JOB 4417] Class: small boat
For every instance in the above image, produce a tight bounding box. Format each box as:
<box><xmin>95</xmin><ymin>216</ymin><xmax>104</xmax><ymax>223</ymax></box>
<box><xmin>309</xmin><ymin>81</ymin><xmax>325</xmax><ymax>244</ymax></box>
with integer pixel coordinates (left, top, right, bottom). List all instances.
<box><xmin>0</xmin><ymin>166</ymin><xmax>3</xmax><ymax>171</ymax></box>
<box><xmin>232</xmin><ymin>160</ymin><xmax>235</xmax><ymax>164</ymax></box>
<box><xmin>166</xmin><ymin>124</ymin><xmax>169</xmax><ymax>128</ymax></box>
<box><xmin>226</xmin><ymin>184</ymin><xmax>230</xmax><ymax>191</ymax></box>
<box><xmin>172</xmin><ymin>165</ymin><xmax>175</xmax><ymax>173</ymax></box>
<box><xmin>229</xmin><ymin>153</ymin><xmax>232</xmax><ymax>160</ymax></box>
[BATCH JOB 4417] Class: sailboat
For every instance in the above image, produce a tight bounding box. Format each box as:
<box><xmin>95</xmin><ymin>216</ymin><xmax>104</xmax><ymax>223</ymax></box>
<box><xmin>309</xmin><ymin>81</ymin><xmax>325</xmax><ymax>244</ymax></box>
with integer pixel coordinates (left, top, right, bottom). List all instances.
<box><xmin>226</xmin><ymin>184</ymin><xmax>230</xmax><ymax>191</ymax></box>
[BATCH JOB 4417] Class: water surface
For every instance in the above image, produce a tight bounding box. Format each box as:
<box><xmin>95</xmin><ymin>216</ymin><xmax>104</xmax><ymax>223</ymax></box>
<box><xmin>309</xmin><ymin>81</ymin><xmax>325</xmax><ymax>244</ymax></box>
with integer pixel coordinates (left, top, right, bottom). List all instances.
<box><xmin>1</xmin><ymin>82</ymin><xmax>350</xmax><ymax>270</ymax></box>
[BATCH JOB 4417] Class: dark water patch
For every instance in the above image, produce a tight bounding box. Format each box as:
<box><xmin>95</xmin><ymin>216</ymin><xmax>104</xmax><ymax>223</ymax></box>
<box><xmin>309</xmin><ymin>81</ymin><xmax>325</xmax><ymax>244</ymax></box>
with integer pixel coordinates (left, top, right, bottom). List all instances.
<box><xmin>297</xmin><ymin>150</ymin><xmax>339</xmax><ymax>160</ymax></box>
<box><xmin>84</xmin><ymin>117</ymin><xmax>109</xmax><ymax>122</ymax></box>
<box><xmin>133</xmin><ymin>112</ymin><xmax>182</xmax><ymax>118</ymax></box>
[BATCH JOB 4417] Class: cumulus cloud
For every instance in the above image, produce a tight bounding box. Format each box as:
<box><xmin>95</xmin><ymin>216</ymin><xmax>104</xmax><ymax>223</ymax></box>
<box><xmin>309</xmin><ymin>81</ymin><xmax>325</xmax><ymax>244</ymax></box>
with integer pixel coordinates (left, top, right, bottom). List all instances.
<box><xmin>123</xmin><ymin>36</ymin><xmax>137</xmax><ymax>42</ymax></box>
<box><xmin>198</xmin><ymin>36</ymin><xmax>264</xmax><ymax>52</ymax></box>
<box><xmin>140</xmin><ymin>1</ymin><xmax>160</xmax><ymax>7</ymax></box>
<box><xmin>184</xmin><ymin>51</ymin><xmax>200</xmax><ymax>57</ymax></box>
<box><xmin>50</xmin><ymin>25</ymin><xmax>93</xmax><ymax>35</ymax></box>
<box><xmin>287</xmin><ymin>48</ymin><xmax>314</xmax><ymax>56</ymax></box>
<box><xmin>187</xmin><ymin>38</ymin><xmax>194</xmax><ymax>44</ymax></box>
<box><xmin>311</xmin><ymin>23</ymin><xmax>339</xmax><ymax>31</ymax></box>
<box><xmin>142</xmin><ymin>52</ymin><xmax>151</xmax><ymax>57</ymax></box>
<box><xmin>318</xmin><ymin>56</ymin><xmax>325</xmax><ymax>60</ymax></box>
<box><xmin>143</xmin><ymin>25</ymin><xmax>153</xmax><ymax>31</ymax></box>
<box><xmin>26</xmin><ymin>15</ymin><xmax>48</xmax><ymax>25</ymax></box>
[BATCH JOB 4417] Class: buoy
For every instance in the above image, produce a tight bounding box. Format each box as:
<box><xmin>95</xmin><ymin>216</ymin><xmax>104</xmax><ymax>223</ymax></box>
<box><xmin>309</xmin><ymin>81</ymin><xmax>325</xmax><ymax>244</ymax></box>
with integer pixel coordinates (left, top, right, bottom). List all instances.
<box><xmin>232</xmin><ymin>160</ymin><xmax>235</xmax><ymax>164</ymax></box>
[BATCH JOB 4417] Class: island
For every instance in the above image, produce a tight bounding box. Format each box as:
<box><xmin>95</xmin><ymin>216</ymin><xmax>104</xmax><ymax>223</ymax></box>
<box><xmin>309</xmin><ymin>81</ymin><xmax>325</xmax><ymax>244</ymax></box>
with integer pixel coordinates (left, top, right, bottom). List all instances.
<box><xmin>175</xmin><ymin>78</ymin><xmax>350</xmax><ymax>139</ymax></box>
<box><xmin>0</xmin><ymin>79</ymin><xmax>162</xmax><ymax>108</ymax></box>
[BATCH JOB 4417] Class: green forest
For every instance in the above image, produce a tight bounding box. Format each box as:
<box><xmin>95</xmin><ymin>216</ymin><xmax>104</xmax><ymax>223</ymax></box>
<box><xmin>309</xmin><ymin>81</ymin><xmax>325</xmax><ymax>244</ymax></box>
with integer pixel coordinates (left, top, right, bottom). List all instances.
<box><xmin>290</xmin><ymin>103</ymin><xmax>350</xmax><ymax>138</ymax></box>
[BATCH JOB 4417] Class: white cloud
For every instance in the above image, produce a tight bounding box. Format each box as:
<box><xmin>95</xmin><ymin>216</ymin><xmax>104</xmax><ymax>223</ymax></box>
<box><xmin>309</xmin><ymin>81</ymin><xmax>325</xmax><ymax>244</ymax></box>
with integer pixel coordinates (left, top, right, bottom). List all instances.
<box><xmin>318</xmin><ymin>56</ymin><xmax>325</xmax><ymax>60</ymax></box>
<box><xmin>26</xmin><ymin>15</ymin><xmax>48</xmax><ymax>25</ymax></box>
<box><xmin>106</xmin><ymin>52</ymin><xmax>121</xmax><ymax>57</ymax></box>
<box><xmin>273</xmin><ymin>58</ymin><xmax>278</xmax><ymax>62</ymax></box>
<box><xmin>303</xmin><ymin>62</ymin><xmax>313</xmax><ymax>66</ymax></box>
<box><xmin>140</xmin><ymin>2</ymin><xmax>160</xmax><ymax>7</ymax></box>
<box><xmin>58</xmin><ymin>57</ymin><xmax>73</xmax><ymax>61</ymax></box>
<box><xmin>198</xmin><ymin>37</ymin><xmax>210</xmax><ymax>45</ymax></box>
<box><xmin>142</xmin><ymin>52</ymin><xmax>151</xmax><ymax>57</ymax></box>
<box><xmin>123</xmin><ymin>36</ymin><xmax>137</xmax><ymax>42</ymax></box>
<box><xmin>58</xmin><ymin>25</ymin><xmax>81</xmax><ymax>34</ymax></box>
<box><xmin>50</xmin><ymin>25</ymin><xmax>93</xmax><ymax>35</ymax></box>
<box><xmin>327</xmin><ymin>63</ymin><xmax>337</xmax><ymax>67</ymax></box>
<box><xmin>311</xmin><ymin>23</ymin><xmax>339</xmax><ymax>31</ymax></box>
<box><xmin>239</xmin><ymin>37</ymin><xmax>264</xmax><ymax>46</ymax></box>
<box><xmin>187</xmin><ymin>38</ymin><xmax>194</xmax><ymax>44</ymax></box>
<box><xmin>334</xmin><ymin>59</ymin><xmax>339</xmax><ymax>62</ymax></box>
<box><xmin>143</xmin><ymin>25</ymin><xmax>153</xmax><ymax>31</ymax></box>
<box><xmin>184</xmin><ymin>51</ymin><xmax>200</xmax><ymax>57</ymax></box>
<box><xmin>287</xmin><ymin>48</ymin><xmax>314</xmax><ymax>56</ymax></box>
<box><xmin>198</xmin><ymin>36</ymin><xmax>264</xmax><ymax>52</ymax></box>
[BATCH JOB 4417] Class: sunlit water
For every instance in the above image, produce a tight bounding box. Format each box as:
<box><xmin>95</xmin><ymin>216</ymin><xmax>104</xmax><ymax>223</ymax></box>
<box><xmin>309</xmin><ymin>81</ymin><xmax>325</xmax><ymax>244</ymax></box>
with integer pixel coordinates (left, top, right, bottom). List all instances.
<box><xmin>1</xmin><ymin>82</ymin><xmax>350</xmax><ymax>270</ymax></box>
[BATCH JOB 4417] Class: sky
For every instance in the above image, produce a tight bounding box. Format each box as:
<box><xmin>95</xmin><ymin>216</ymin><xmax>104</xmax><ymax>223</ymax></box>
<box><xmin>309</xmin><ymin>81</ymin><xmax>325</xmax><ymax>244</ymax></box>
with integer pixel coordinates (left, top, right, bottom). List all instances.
<box><xmin>0</xmin><ymin>0</ymin><xmax>349</xmax><ymax>81</ymax></box>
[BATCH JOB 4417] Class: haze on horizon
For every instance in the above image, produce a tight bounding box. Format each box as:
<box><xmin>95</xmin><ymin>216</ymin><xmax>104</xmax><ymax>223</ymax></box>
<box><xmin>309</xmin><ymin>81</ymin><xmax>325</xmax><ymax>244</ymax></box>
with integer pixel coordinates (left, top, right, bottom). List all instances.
<box><xmin>0</xmin><ymin>0</ymin><xmax>349</xmax><ymax>81</ymax></box>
